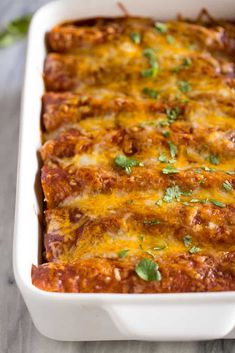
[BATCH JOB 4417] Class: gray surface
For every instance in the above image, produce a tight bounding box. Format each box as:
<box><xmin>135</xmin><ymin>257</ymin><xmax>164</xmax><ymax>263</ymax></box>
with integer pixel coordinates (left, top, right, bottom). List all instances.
<box><xmin>0</xmin><ymin>0</ymin><xmax>234</xmax><ymax>352</ymax></box>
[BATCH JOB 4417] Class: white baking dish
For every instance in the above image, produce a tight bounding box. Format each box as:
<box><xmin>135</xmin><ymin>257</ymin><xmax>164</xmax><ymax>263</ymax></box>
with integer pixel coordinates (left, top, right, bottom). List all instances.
<box><xmin>13</xmin><ymin>0</ymin><xmax>235</xmax><ymax>341</ymax></box>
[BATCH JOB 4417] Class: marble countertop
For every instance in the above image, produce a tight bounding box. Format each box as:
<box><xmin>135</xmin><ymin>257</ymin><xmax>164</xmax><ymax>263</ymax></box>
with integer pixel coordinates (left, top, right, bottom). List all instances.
<box><xmin>0</xmin><ymin>0</ymin><xmax>234</xmax><ymax>351</ymax></box>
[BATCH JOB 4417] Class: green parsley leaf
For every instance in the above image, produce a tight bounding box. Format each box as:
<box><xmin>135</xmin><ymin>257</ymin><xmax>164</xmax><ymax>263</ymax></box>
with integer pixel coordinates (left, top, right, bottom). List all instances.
<box><xmin>177</xmin><ymin>80</ymin><xmax>192</xmax><ymax>93</ymax></box>
<box><xmin>183</xmin><ymin>235</ymin><xmax>192</xmax><ymax>247</ymax></box>
<box><xmin>144</xmin><ymin>219</ymin><xmax>161</xmax><ymax>225</ymax></box>
<box><xmin>135</xmin><ymin>258</ymin><xmax>162</xmax><ymax>281</ymax></box>
<box><xmin>141</xmin><ymin>63</ymin><xmax>159</xmax><ymax>78</ymax></box>
<box><xmin>158</xmin><ymin>153</ymin><xmax>168</xmax><ymax>163</ymax></box>
<box><xmin>143</xmin><ymin>48</ymin><xmax>156</xmax><ymax>63</ymax></box>
<box><xmin>203</xmin><ymin>166</ymin><xmax>215</xmax><ymax>172</ymax></box>
<box><xmin>118</xmin><ymin>249</ymin><xmax>129</xmax><ymax>258</ymax></box>
<box><xmin>163</xmin><ymin>185</ymin><xmax>181</xmax><ymax>202</ymax></box>
<box><xmin>139</xmin><ymin>234</ymin><xmax>145</xmax><ymax>242</ymax></box>
<box><xmin>223</xmin><ymin>180</ymin><xmax>233</xmax><ymax>191</ymax></box>
<box><xmin>166</xmin><ymin>107</ymin><xmax>181</xmax><ymax>123</ymax></box>
<box><xmin>155</xmin><ymin>22</ymin><xmax>168</xmax><ymax>34</ymax></box>
<box><xmin>130</xmin><ymin>32</ymin><xmax>141</xmax><ymax>44</ymax></box>
<box><xmin>142</xmin><ymin>87</ymin><xmax>159</xmax><ymax>99</ymax></box>
<box><xmin>182</xmin><ymin>57</ymin><xmax>192</xmax><ymax>68</ymax></box>
<box><xmin>155</xmin><ymin>199</ymin><xmax>163</xmax><ymax>206</ymax></box>
<box><xmin>0</xmin><ymin>14</ymin><xmax>32</xmax><ymax>48</ymax></box>
<box><xmin>209</xmin><ymin>154</ymin><xmax>220</xmax><ymax>165</ymax></box>
<box><xmin>189</xmin><ymin>246</ymin><xmax>201</xmax><ymax>254</ymax></box>
<box><xmin>172</xmin><ymin>66</ymin><xmax>180</xmax><ymax>73</ymax></box>
<box><xmin>153</xmin><ymin>245</ymin><xmax>166</xmax><ymax>251</ymax></box>
<box><xmin>162</xmin><ymin>130</ymin><xmax>170</xmax><ymax>137</ymax></box>
<box><xmin>141</xmin><ymin>49</ymin><xmax>159</xmax><ymax>78</ymax></box>
<box><xmin>162</xmin><ymin>165</ymin><xmax>179</xmax><ymax>174</ymax></box>
<box><xmin>114</xmin><ymin>155</ymin><xmax>143</xmax><ymax>175</ymax></box>
<box><xmin>190</xmin><ymin>198</ymin><xmax>208</xmax><ymax>204</ymax></box>
<box><xmin>190</xmin><ymin>198</ymin><xmax>201</xmax><ymax>203</ymax></box>
<box><xmin>163</xmin><ymin>185</ymin><xmax>191</xmax><ymax>202</ymax></box>
<box><xmin>210</xmin><ymin>199</ymin><xmax>226</xmax><ymax>208</ymax></box>
<box><xmin>166</xmin><ymin>35</ymin><xmax>174</xmax><ymax>44</ymax></box>
<box><xmin>226</xmin><ymin>171</ymin><xmax>235</xmax><ymax>175</ymax></box>
<box><xmin>168</xmin><ymin>141</ymin><xmax>178</xmax><ymax>158</ymax></box>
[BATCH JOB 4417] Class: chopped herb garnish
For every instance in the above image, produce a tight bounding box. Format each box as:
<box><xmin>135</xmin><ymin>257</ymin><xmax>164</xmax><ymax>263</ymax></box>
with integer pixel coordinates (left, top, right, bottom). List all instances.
<box><xmin>168</xmin><ymin>141</ymin><xmax>178</xmax><ymax>158</ymax></box>
<box><xmin>0</xmin><ymin>14</ymin><xmax>32</xmax><ymax>48</ymax></box>
<box><xmin>143</xmin><ymin>48</ymin><xmax>156</xmax><ymax>63</ymax></box>
<box><xmin>141</xmin><ymin>62</ymin><xmax>159</xmax><ymax>78</ymax></box>
<box><xmin>178</xmin><ymin>80</ymin><xmax>192</xmax><ymax>93</ymax></box>
<box><xmin>226</xmin><ymin>171</ymin><xmax>235</xmax><ymax>175</ymax></box>
<box><xmin>166</xmin><ymin>107</ymin><xmax>181</xmax><ymax>123</ymax></box>
<box><xmin>158</xmin><ymin>153</ymin><xmax>168</xmax><ymax>163</ymax></box>
<box><xmin>162</xmin><ymin>130</ymin><xmax>170</xmax><ymax>137</ymax></box>
<box><xmin>155</xmin><ymin>199</ymin><xmax>163</xmax><ymax>206</ymax></box>
<box><xmin>162</xmin><ymin>165</ymin><xmax>179</xmax><ymax>174</ymax></box>
<box><xmin>203</xmin><ymin>166</ymin><xmax>215</xmax><ymax>172</ymax></box>
<box><xmin>114</xmin><ymin>155</ymin><xmax>143</xmax><ymax>175</ymax></box>
<box><xmin>118</xmin><ymin>249</ymin><xmax>129</xmax><ymax>258</ymax></box>
<box><xmin>183</xmin><ymin>235</ymin><xmax>192</xmax><ymax>247</ymax></box>
<box><xmin>135</xmin><ymin>258</ymin><xmax>162</xmax><ymax>281</ymax></box>
<box><xmin>142</xmin><ymin>48</ymin><xmax>159</xmax><ymax>78</ymax></box>
<box><xmin>223</xmin><ymin>180</ymin><xmax>233</xmax><ymax>191</ymax></box>
<box><xmin>190</xmin><ymin>198</ymin><xmax>208</xmax><ymax>204</ymax></box>
<box><xmin>182</xmin><ymin>57</ymin><xmax>192</xmax><ymax>68</ymax></box>
<box><xmin>139</xmin><ymin>234</ymin><xmax>145</xmax><ymax>242</ymax></box>
<box><xmin>166</xmin><ymin>35</ymin><xmax>174</xmax><ymax>44</ymax></box>
<box><xmin>144</xmin><ymin>219</ymin><xmax>161</xmax><ymax>225</ymax></box>
<box><xmin>209</xmin><ymin>154</ymin><xmax>220</xmax><ymax>165</ymax></box>
<box><xmin>153</xmin><ymin>245</ymin><xmax>166</xmax><ymax>251</ymax></box>
<box><xmin>159</xmin><ymin>120</ymin><xmax>169</xmax><ymax>127</ymax></box>
<box><xmin>210</xmin><ymin>199</ymin><xmax>226</xmax><ymax>208</ymax></box>
<box><xmin>142</xmin><ymin>87</ymin><xmax>159</xmax><ymax>99</ymax></box>
<box><xmin>130</xmin><ymin>32</ymin><xmax>141</xmax><ymax>44</ymax></box>
<box><xmin>155</xmin><ymin>22</ymin><xmax>168</xmax><ymax>34</ymax></box>
<box><xmin>189</xmin><ymin>246</ymin><xmax>201</xmax><ymax>254</ymax></box>
<box><xmin>162</xmin><ymin>185</ymin><xmax>192</xmax><ymax>203</ymax></box>
<box><xmin>163</xmin><ymin>185</ymin><xmax>182</xmax><ymax>202</ymax></box>
<box><xmin>194</xmin><ymin>168</ymin><xmax>202</xmax><ymax>174</ymax></box>
<box><xmin>190</xmin><ymin>198</ymin><xmax>201</xmax><ymax>203</ymax></box>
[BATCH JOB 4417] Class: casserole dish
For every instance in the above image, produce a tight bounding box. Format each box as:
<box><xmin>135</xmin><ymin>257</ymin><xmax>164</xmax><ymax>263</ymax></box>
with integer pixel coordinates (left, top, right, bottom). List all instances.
<box><xmin>14</xmin><ymin>0</ymin><xmax>235</xmax><ymax>340</ymax></box>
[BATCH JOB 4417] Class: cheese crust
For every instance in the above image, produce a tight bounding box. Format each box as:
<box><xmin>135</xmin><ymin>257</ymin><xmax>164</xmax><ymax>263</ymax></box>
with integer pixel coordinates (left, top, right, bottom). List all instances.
<box><xmin>32</xmin><ymin>16</ymin><xmax>235</xmax><ymax>293</ymax></box>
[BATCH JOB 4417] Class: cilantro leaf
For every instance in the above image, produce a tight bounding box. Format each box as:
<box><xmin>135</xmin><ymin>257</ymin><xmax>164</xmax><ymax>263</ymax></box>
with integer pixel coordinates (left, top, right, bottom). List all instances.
<box><xmin>210</xmin><ymin>199</ymin><xmax>226</xmax><ymax>208</ymax></box>
<box><xmin>0</xmin><ymin>14</ymin><xmax>32</xmax><ymax>48</ymax></box>
<box><xmin>153</xmin><ymin>245</ymin><xmax>166</xmax><ymax>251</ymax></box>
<box><xmin>223</xmin><ymin>180</ymin><xmax>233</xmax><ymax>192</ymax></box>
<box><xmin>163</xmin><ymin>185</ymin><xmax>191</xmax><ymax>202</ymax></box>
<box><xmin>158</xmin><ymin>153</ymin><xmax>168</xmax><ymax>163</ymax></box>
<box><xmin>135</xmin><ymin>258</ymin><xmax>162</xmax><ymax>281</ymax></box>
<box><xmin>144</xmin><ymin>219</ymin><xmax>161</xmax><ymax>225</ymax></box>
<box><xmin>141</xmin><ymin>63</ymin><xmax>159</xmax><ymax>78</ymax></box>
<box><xmin>162</xmin><ymin>130</ymin><xmax>170</xmax><ymax>137</ymax></box>
<box><xmin>130</xmin><ymin>32</ymin><xmax>141</xmax><ymax>44</ymax></box>
<box><xmin>177</xmin><ymin>80</ymin><xmax>192</xmax><ymax>93</ymax></box>
<box><xmin>162</xmin><ymin>165</ymin><xmax>179</xmax><ymax>174</ymax></box>
<box><xmin>226</xmin><ymin>171</ymin><xmax>235</xmax><ymax>175</ymax></box>
<box><xmin>114</xmin><ymin>155</ymin><xmax>143</xmax><ymax>175</ymax></box>
<box><xmin>189</xmin><ymin>246</ymin><xmax>201</xmax><ymax>254</ymax></box>
<box><xmin>166</xmin><ymin>35</ymin><xmax>174</xmax><ymax>44</ymax></box>
<box><xmin>182</xmin><ymin>57</ymin><xmax>192</xmax><ymax>68</ymax></box>
<box><xmin>166</xmin><ymin>107</ymin><xmax>181</xmax><ymax>123</ymax></box>
<box><xmin>155</xmin><ymin>22</ymin><xmax>168</xmax><ymax>34</ymax></box>
<box><xmin>168</xmin><ymin>141</ymin><xmax>178</xmax><ymax>158</ymax></box>
<box><xmin>183</xmin><ymin>235</ymin><xmax>192</xmax><ymax>247</ymax></box>
<box><xmin>142</xmin><ymin>87</ymin><xmax>159</xmax><ymax>99</ymax></box>
<box><xmin>209</xmin><ymin>154</ymin><xmax>220</xmax><ymax>165</ymax></box>
<box><xmin>118</xmin><ymin>249</ymin><xmax>129</xmax><ymax>258</ymax></box>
